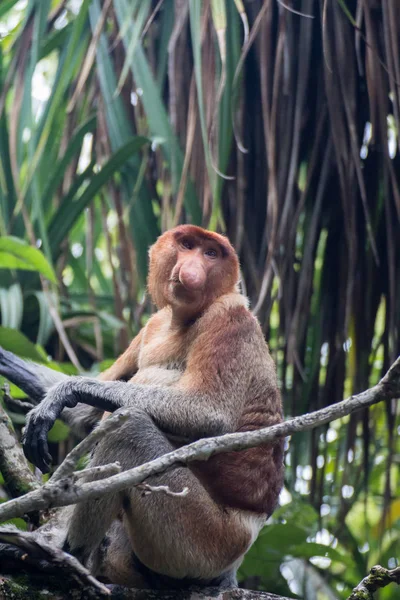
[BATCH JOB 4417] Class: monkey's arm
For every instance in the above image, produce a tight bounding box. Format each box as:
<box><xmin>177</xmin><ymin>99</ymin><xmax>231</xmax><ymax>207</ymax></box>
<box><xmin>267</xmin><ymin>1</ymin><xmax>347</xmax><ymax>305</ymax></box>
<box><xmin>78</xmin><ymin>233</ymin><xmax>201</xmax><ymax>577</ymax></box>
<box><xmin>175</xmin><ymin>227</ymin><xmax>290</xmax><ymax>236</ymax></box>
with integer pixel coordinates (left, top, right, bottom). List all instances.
<box><xmin>0</xmin><ymin>331</ymin><xmax>142</xmax><ymax>438</ymax></box>
<box><xmin>0</xmin><ymin>346</ymin><xmax>100</xmax><ymax>437</ymax></box>
<box><xmin>97</xmin><ymin>329</ymin><xmax>142</xmax><ymax>382</ymax></box>
<box><xmin>23</xmin><ymin>311</ymin><xmax>261</xmax><ymax>472</ymax></box>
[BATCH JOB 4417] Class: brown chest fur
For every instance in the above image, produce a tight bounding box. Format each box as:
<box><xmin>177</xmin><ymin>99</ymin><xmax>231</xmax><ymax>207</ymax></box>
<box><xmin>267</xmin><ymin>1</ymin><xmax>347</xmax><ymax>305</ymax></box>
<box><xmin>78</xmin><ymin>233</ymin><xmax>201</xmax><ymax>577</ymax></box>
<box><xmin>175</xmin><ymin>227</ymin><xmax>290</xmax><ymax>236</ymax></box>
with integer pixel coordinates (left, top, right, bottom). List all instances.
<box><xmin>132</xmin><ymin>304</ymin><xmax>284</xmax><ymax>515</ymax></box>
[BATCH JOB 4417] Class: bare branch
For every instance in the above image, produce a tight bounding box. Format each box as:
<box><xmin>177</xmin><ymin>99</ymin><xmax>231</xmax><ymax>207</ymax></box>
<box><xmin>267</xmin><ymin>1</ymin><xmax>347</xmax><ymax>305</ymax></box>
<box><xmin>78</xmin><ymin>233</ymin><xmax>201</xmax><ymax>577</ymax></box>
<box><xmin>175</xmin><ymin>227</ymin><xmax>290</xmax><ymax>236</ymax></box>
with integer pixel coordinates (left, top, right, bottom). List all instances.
<box><xmin>73</xmin><ymin>462</ymin><xmax>121</xmax><ymax>480</ymax></box>
<box><xmin>50</xmin><ymin>410</ymin><xmax>129</xmax><ymax>482</ymax></box>
<box><xmin>0</xmin><ymin>528</ymin><xmax>110</xmax><ymax>596</ymax></box>
<box><xmin>0</xmin><ymin>356</ymin><xmax>398</xmax><ymax>523</ymax></box>
<box><xmin>0</xmin><ymin>396</ymin><xmax>40</xmax><ymax>498</ymax></box>
<box><xmin>3</xmin><ymin>394</ymin><xmax>35</xmax><ymax>412</ymax></box>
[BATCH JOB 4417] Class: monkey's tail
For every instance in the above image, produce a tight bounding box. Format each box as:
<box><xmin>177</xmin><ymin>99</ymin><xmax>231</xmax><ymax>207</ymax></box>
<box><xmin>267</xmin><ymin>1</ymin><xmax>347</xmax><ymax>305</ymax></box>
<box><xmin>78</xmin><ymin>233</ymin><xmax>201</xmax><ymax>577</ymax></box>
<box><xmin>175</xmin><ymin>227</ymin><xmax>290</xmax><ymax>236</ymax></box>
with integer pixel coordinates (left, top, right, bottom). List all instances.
<box><xmin>0</xmin><ymin>346</ymin><xmax>67</xmax><ymax>404</ymax></box>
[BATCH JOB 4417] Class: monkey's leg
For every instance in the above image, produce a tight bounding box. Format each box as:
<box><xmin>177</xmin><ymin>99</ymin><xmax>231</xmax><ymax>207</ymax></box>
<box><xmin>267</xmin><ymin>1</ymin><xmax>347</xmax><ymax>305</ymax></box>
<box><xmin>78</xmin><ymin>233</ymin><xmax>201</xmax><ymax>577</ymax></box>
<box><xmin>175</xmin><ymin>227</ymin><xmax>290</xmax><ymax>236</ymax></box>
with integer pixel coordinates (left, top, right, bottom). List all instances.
<box><xmin>90</xmin><ymin>520</ymin><xmax>150</xmax><ymax>587</ymax></box>
<box><xmin>65</xmin><ymin>408</ymin><xmax>255</xmax><ymax>588</ymax></box>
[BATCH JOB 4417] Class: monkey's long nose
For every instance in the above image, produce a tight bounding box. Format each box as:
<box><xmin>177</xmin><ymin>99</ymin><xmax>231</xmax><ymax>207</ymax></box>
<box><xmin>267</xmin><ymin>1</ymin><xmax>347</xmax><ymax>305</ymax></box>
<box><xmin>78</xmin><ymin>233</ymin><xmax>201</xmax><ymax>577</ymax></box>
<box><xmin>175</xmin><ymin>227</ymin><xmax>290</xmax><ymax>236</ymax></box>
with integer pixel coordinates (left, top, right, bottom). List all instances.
<box><xmin>179</xmin><ymin>262</ymin><xmax>206</xmax><ymax>291</ymax></box>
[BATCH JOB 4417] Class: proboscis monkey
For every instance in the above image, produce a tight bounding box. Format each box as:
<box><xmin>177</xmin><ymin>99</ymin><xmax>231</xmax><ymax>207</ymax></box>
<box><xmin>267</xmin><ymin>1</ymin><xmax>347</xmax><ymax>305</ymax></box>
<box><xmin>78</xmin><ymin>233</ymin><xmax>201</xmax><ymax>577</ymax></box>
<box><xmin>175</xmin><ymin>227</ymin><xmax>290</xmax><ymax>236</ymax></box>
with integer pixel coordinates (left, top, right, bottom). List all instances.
<box><xmin>0</xmin><ymin>225</ymin><xmax>284</xmax><ymax>589</ymax></box>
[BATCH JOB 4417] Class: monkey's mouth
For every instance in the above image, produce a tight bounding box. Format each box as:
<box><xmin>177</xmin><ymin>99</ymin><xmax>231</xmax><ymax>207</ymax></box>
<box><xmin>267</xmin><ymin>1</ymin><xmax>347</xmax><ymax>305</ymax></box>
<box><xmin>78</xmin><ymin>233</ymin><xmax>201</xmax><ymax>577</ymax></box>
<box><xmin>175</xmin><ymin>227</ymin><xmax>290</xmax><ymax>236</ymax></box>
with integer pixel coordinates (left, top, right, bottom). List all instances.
<box><xmin>169</xmin><ymin>279</ymin><xmax>203</xmax><ymax>302</ymax></box>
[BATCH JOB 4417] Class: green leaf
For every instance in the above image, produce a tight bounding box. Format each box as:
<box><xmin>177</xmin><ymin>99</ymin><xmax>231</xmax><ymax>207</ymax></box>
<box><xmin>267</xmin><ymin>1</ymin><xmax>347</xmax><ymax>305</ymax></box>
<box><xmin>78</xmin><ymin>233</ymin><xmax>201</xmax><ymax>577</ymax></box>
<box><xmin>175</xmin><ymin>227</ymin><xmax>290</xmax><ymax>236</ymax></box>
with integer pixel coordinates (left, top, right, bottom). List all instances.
<box><xmin>291</xmin><ymin>542</ymin><xmax>350</xmax><ymax>565</ymax></box>
<box><xmin>98</xmin><ymin>358</ymin><xmax>114</xmax><ymax>372</ymax></box>
<box><xmin>155</xmin><ymin>1</ymin><xmax>174</xmax><ymax>89</ymax></box>
<box><xmin>113</xmin><ymin>0</ymin><xmax>202</xmax><ymax>224</ymax></box>
<box><xmin>39</xmin><ymin>23</ymin><xmax>73</xmax><ymax>59</ymax></box>
<box><xmin>0</xmin><ymin>0</ymin><xmax>19</xmax><ymax>20</ymax></box>
<box><xmin>88</xmin><ymin>1</ymin><xmax>159</xmax><ymax>282</ymax></box>
<box><xmin>48</xmin><ymin>136</ymin><xmax>149</xmax><ymax>257</ymax></box>
<box><xmin>0</xmin><ymin>283</ymin><xmax>23</xmax><ymax>329</ymax></box>
<box><xmin>259</xmin><ymin>523</ymin><xmax>309</xmax><ymax>552</ymax></box>
<box><xmin>0</xmin><ymin>115</ymin><xmax>17</xmax><ymax>233</ymax></box>
<box><xmin>0</xmin><ymin>237</ymin><xmax>57</xmax><ymax>283</ymax></box>
<box><xmin>41</xmin><ymin>116</ymin><xmax>97</xmax><ymax>213</ymax></box>
<box><xmin>116</xmin><ymin>1</ymin><xmax>151</xmax><ymax>93</ymax></box>
<box><xmin>273</xmin><ymin>500</ymin><xmax>319</xmax><ymax>529</ymax></box>
<box><xmin>211</xmin><ymin>0</ymin><xmax>241</xmax><ymax>228</ymax></box>
<box><xmin>0</xmin><ymin>326</ymin><xmax>44</xmax><ymax>361</ymax></box>
<box><xmin>4</xmin><ymin>409</ymin><xmax>26</xmax><ymax>424</ymax></box>
<box><xmin>27</xmin><ymin>291</ymin><xmax>55</xmax><ymax>346</ymax></box>
<box><xmin>48</xmin><ymin>419</ymin><xmax>70</xmax><ymax>443</ymax></box>
<box><xmin>0</xmin><ymin>378</ymin><xmax>27</xmax><ymax>399</ymax></box>
<box><xmin>189</xmin><ymin>0</ymin><xmax>215</xmax><ymax>200</ymax></box>
<box><xmin>0</xmin><ymin>516</ymin><xmax>28</xmax><ymax>531</ymax></box>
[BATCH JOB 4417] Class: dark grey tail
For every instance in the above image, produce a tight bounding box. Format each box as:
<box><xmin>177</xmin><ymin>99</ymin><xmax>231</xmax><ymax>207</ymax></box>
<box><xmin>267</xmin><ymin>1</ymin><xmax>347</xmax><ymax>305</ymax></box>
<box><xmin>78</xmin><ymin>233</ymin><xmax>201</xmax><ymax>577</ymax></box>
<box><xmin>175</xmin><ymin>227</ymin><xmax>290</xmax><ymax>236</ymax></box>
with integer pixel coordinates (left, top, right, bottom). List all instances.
<box><xmin>0</xmin><ymin>346</ymin><xmax>67</xmax><ymax>403</ymax></box>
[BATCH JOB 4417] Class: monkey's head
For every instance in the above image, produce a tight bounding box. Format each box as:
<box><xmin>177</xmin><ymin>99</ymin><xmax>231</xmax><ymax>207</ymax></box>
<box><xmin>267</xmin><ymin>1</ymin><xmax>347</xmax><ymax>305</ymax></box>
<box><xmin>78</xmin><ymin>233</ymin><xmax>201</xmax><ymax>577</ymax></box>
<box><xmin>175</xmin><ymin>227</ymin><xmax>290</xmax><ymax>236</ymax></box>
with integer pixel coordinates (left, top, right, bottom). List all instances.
<box><xmin>148</xmin><ymin>225</ymin><xmax>240</xmax><ymax>319</ymax></box>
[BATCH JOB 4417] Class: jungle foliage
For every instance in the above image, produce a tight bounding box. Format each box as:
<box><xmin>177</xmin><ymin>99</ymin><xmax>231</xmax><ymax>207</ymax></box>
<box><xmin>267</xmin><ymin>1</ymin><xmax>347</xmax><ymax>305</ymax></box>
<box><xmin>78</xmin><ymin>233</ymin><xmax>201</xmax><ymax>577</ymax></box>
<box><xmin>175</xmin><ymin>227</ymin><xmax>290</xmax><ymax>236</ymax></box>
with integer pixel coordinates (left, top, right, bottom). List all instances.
<box><xmin>0</xmin><ymin>1</ymin><xmax>400</xmax><ymax>598</ymax></box>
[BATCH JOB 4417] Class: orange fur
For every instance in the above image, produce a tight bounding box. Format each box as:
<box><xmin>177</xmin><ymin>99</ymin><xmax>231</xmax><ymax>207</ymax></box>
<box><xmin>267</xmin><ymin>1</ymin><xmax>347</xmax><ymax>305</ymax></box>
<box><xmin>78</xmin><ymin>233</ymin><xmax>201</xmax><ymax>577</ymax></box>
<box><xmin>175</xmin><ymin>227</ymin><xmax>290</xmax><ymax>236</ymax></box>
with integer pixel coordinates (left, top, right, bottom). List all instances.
<box><xmin>99</xmin><ymin>330</ymin><xmax>143</xmax><ymax>382</ymax></box>
<box><xmin>100</xmin><ymin>226</ymin><xmax>284</xmax><ymax>514</ymax></box>
<box><xmin>9</xmin><ymin>226</ymin><xmax>283</xmax><ymax>586</ymax></box>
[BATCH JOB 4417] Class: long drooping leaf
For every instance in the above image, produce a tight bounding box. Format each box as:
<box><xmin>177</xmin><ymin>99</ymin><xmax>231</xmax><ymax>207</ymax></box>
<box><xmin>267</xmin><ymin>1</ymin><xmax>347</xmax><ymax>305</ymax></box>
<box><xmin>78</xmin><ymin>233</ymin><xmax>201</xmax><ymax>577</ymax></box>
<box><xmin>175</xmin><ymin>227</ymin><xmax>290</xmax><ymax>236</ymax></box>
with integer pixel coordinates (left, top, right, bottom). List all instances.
<box><xmin>0</xmin><ymin>114</ymin><xmax>16</xmax><ymax>235</ymax></box>
<box><xmin>15</xmin><ymin>0</ymin><xmax>92</xmax><ymax>223</ymax></box>
<box><xmin>89</xmin><ymin>0</ymin><xmax>158</xmax><ymax>282</ymax></box>
<box><xmin>0</xmin><ymin>283</ymin><xmax>23</xmax><ymax>329</ymax></box>
<box><xmin>26</xmin><ymin>0</ymin><xmax>52</xmax><ymax>257</ymax></box>
<box><xmin>41</xmin><ymin>116</ymin><xmax>96</xmax><ymax>213</ymax></box>
<box><xmin>211</xmin><ymin>0</ymin><xmax>241</xmax><ymax>229</ymax></box>
<box><xmin>48</xmin><ymin>136</ymin><xmax>149</xmax><ymax>257</ymax></box>
<box><xmin>113</xmin><ymin>0</ymin><xmax>202</xmax><ymax>224</ymax></box>
<box><xmin>27</xmin><ymin>290</ymin><xmax>54</xmax><ymax>346</ymax></box>
<box><xmin>189</xmin><ymin>0</ymin><xmax>215</xmax><ymax>202</ymax></box>
<box><xmin>116</xmin><ymin>0</ymin><xmax>151</xmax><ymax>94</ymax></box>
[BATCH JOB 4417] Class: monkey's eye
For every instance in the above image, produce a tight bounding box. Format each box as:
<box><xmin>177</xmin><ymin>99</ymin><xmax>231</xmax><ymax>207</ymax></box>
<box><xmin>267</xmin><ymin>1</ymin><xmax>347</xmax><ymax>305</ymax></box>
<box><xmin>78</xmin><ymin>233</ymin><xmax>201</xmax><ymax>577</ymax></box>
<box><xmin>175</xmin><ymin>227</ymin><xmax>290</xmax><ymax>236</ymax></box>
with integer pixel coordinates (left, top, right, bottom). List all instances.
<box><xmin>181</xmin><ymin>239</ymin><xmax>193</xmax><ymax>250</ymax></box>
<box><xmin>205</xmin><ymin>248</ymin><xmax>217</xmax><ymax>258</ymax></box>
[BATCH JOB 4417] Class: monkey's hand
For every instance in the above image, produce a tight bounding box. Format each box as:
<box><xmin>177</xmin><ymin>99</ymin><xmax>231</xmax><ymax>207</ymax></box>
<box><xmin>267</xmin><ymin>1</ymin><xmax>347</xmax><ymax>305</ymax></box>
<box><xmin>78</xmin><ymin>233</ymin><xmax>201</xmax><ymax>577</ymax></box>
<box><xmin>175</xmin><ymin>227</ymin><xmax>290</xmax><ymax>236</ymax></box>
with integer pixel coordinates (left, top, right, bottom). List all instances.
<box><xmin>22</xmin><ymin>378</ymin><xmax>121</xmax><ymax>472</ymax></box>
<box><xmin>22</xmin><ymin>380</ymin><xmax>81</xmax><ymax>472</ymax></box>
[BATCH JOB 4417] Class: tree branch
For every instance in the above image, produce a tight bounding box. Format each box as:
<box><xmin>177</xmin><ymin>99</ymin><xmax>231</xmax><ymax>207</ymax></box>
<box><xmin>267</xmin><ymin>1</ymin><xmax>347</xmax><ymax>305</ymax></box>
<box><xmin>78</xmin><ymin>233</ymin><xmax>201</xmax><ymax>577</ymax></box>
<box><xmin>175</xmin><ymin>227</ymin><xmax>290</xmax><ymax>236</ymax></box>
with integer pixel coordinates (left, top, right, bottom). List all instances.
<box><xmin>0</xmin><ymin>389</ymin><xmax>40</xmax><ymax>499</ymax></box>
<box><xmin>347</xmin><ymin>565</ymin><xmax>400</xmax><ymax>599</ymax></box>
<box><xmin>0</xmin><ymin>355</ymin><xmax>398</xmax><ymax>523</ymax></box>
<box><xmin>51</xmin><ymin>410</ymin><xmax>129</xmax><ymax>481</ymax></box>
<box><xmin>0</xmin><ymin>529</ymin><xmax>110</xmax><ymax>596</ymax></box>
<box><xmin>0</xmin><ymin>576</ymin><xmax>294</xmax><ymax>600</ymax></box>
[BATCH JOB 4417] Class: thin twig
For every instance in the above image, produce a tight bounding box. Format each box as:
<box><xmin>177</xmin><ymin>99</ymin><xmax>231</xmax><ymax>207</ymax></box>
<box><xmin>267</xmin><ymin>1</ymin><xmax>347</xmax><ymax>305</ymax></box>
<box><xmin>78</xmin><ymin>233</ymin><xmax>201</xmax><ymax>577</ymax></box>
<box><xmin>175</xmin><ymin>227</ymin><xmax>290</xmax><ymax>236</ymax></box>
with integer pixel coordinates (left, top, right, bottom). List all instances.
<box><xmin>3</xmin><ymin>395</ymin><xmax>35</xmax><ymax>412</ymax></box>
<box><xmin>50</xmin><ymin>410</ymin><xmax>130</xmax><ymax>482</ymax></box>
<box><xmin>276</xmin><ymin>0</ymin><xmax>314</xmax><ymax>18</ymax></box>
<box><xmin>137</xmin><ymin>483</ymin><xmax>189</xmax><ymax>497</ymax></box>
<box><xmin>73</xmin><ymin>462</ymin><xmax>122</xmax><ymax>480</ymax></box>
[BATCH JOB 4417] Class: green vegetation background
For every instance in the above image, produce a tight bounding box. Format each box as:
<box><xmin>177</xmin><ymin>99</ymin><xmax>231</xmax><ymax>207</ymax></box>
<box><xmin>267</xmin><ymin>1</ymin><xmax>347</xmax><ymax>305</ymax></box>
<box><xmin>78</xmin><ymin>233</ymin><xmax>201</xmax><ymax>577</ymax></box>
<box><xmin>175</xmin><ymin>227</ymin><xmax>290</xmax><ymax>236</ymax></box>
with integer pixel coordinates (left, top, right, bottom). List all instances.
<box><xmin>0</xmin><ymin>1</ymin><xmax>400</xmax><ymax>598</ymax></box>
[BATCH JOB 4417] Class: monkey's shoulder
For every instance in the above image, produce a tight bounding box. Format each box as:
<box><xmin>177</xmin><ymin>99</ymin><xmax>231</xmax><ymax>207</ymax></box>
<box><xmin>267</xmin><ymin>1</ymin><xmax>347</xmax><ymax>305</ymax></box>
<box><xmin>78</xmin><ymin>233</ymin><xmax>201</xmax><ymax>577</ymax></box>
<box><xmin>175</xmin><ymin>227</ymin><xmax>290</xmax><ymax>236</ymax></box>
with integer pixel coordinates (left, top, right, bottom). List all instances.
<box><xmin>198</xmin><ymin>293</ymin><xmax>268</xmax><ymax>348</ymax></box>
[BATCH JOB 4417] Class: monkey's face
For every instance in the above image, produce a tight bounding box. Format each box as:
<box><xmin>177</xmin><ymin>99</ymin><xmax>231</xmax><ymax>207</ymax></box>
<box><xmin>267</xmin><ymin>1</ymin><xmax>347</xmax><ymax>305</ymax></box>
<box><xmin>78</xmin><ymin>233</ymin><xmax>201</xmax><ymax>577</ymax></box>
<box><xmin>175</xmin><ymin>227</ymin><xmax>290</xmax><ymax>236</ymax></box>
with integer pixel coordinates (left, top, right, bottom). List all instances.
<box><xmin>148</xmin><ymin>225</ymin><xmax>239</xmax><ymax>319</ymax></box>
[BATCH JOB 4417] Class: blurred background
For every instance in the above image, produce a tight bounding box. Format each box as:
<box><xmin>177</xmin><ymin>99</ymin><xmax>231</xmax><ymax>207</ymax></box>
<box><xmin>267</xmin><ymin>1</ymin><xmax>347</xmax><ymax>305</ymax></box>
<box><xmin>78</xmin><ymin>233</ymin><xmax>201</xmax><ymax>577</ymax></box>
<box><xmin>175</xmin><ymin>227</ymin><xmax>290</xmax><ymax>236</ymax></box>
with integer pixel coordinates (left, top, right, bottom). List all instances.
<box><xmin>0</xmin><ymin>1</ymin><xmax>400</xmax><ymax>598</ymax></box>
